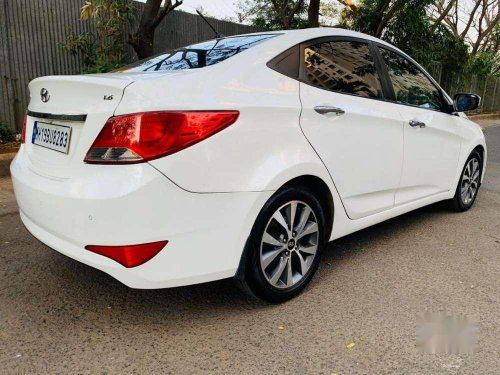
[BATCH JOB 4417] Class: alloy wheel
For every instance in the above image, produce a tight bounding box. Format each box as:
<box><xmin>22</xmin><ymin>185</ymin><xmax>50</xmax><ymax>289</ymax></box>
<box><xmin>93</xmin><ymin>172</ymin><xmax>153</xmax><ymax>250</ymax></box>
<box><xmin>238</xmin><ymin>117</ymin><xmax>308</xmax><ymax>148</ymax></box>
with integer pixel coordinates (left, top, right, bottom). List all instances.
<box><xmin>460</xmin><ymin>158</ymin><xmax>480</xmax><ymax>205</ymax></box>
<box><xmin>259</xmin><ymin>200</ymin><xmax>319</xmax><ymax>289</ymax></box>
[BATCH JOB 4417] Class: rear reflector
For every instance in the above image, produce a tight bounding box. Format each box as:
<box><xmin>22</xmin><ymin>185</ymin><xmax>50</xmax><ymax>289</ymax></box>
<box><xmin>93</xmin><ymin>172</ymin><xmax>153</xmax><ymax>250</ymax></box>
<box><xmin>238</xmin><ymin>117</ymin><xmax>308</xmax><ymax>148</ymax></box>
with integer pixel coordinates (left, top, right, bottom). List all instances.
<box><xmin>85</xmin><ymin>240</ymin><xmax>168</xmax><ymax>268</ymax></box>
<box><xmin>84</xmin><ymin>111</ymin><xmax>239</xmax><ymax>164</ymax></box>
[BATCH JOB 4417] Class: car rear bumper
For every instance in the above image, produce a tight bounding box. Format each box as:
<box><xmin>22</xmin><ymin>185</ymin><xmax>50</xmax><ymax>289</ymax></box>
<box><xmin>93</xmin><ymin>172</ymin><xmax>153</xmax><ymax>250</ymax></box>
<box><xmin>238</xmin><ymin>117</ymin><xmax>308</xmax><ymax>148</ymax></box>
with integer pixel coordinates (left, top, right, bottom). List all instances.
<box><xmin>11</xmin><ymin>148</ymin><xmax>272</xmax><ymax>288</ymax></box>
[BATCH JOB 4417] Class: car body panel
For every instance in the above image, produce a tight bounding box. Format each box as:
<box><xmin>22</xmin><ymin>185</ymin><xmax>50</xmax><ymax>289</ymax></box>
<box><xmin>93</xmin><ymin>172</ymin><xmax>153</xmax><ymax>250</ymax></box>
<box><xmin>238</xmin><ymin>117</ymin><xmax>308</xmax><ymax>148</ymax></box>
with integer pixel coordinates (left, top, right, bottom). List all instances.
<box><xmin>299</xmin><ymin>84</ymin><xmax>405</xmax><ymax>219</ymax></box>
<box><xmin>25</xmin><ymin>76</ymin><xmax>133</xmax><ymax>179</ymax></box>
<box><xmin>11</xmin><ymin>147</ymin><xmax>272</xmax><ymax>287</ymax></box>
<box><xmin>393</xmin><ymin>105</ymin><xmax>462</xmax><ymax>205</ymax></box>
<box><xmin>10</xmin><ymin>28</ymin><xmax>487</xmax><ymax>289</ymax></box>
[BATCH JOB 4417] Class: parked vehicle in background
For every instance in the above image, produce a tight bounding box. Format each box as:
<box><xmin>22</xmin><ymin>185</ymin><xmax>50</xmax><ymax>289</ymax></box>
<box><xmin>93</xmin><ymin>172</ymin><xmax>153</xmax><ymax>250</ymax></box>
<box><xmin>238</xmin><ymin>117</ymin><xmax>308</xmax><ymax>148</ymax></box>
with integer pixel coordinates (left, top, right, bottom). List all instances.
<box><xmin>11</xmin><ymin>29</ymin><xmax>486</xmax><ymax>302</ymax></box>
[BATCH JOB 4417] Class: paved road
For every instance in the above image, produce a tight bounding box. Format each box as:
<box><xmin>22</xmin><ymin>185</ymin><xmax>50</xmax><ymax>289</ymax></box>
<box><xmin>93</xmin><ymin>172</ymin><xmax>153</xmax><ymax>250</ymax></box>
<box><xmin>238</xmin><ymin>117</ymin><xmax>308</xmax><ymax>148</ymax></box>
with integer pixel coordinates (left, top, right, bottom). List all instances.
<box><xmin>1</xmin><ymin>124</ymin><xmax>499</xmax><ymax>374</ymax></box>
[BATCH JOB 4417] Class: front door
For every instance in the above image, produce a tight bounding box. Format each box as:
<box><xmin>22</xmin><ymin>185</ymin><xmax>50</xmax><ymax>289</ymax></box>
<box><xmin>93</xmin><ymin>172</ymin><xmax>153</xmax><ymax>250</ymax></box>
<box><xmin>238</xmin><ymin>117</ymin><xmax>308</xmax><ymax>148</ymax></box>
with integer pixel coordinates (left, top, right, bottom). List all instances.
<box><xmin>299</xmin><ymin>39</ymin><xmax>404</xmax><ymax>219</ymax></box>
<box><xmin>376</xmin><ymin>47</ymin><xmax>462</xmax><ymax>205</ymax></box>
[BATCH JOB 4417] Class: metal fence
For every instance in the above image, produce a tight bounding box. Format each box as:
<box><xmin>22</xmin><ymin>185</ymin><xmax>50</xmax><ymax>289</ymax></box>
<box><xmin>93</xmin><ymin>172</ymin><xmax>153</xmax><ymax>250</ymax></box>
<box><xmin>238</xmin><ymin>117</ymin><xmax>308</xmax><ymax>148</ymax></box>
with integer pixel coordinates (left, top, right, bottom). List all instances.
<box><xmin>441</xmin><ymin>74</ymin><xmax>499</xmax><ymax>114</ymax></box>
<box><xmin>427</xmin><ymin>63</ymin><xmax>500</xmax><ymax>114</ymax></box>
<box><xmin>0</xmin><ymin>0</ymin><xmax>261</xmax><ymax>132</ymax></box>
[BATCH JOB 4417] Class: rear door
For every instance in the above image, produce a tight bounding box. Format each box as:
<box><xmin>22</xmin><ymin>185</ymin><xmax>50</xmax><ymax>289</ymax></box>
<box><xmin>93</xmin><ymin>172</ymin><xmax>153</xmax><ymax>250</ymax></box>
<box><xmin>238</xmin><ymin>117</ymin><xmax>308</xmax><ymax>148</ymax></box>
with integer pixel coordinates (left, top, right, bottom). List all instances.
<box><xmin>299</xmin><ymin>38</ymin><xmax>404</xmax><ymax>219</ymax></box>
<box><xmin>376</xmin><ymin>47</ymin><xmax>461</xmax><ymax>205</ymax></box>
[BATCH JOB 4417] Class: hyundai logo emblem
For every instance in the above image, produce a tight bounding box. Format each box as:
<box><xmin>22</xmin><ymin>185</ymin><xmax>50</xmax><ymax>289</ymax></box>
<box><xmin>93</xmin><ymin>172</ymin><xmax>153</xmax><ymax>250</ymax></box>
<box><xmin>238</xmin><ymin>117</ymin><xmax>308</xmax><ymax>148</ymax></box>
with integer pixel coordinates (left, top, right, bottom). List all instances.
<box><xmin>40</xmin><ymin>88</ymin><xmax>50</xmax><ymax>103</ymax></box>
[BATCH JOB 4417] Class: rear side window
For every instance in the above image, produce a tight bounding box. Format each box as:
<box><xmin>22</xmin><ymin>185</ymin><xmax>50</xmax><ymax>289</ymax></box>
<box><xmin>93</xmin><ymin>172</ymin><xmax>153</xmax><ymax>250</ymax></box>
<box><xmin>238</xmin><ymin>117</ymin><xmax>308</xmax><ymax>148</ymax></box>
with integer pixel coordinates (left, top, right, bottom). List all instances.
<box><xmin>303</xmin><ymin>41</ymin><xmax>382</xmax><ymax>98</ymax></box>
<box><xmin>379</xmin><ymin>48</ymin><xmax>445</xmax><ymax>111</ymax></box>
<box><xmin>118</xmin><ymin>34</ymin><xmax>279</xmax><ymax>72</ymax></box>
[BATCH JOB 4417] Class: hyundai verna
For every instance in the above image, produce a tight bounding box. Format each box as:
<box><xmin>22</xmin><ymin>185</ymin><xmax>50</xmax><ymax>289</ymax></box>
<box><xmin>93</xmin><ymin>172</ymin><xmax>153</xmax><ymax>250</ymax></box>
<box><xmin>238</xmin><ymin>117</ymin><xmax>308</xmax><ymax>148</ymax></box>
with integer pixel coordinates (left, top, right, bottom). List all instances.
<box><xmin>11</xmin><ymin>29</ymin><xmax>486</xmax><ymax>302</ymax></box>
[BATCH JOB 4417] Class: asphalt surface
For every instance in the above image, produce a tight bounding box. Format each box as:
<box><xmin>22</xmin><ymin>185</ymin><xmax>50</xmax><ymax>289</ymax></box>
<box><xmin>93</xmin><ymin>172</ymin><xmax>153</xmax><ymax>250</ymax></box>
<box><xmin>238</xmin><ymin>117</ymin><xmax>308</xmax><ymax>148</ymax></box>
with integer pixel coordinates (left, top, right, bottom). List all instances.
<box><xmin>1</xmin><ymin>122</ymin><xmax>499</xmax><ymax>374</ymax></box>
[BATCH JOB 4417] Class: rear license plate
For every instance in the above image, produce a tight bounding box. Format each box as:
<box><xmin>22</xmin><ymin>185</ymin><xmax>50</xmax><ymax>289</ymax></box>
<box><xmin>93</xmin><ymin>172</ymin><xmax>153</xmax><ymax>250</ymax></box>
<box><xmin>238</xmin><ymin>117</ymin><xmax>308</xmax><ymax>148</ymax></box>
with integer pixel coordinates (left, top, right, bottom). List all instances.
<box><xmin>32</xmin><ymin>121</ymin><xmax>72</xmax><ymax>154</ymax></box>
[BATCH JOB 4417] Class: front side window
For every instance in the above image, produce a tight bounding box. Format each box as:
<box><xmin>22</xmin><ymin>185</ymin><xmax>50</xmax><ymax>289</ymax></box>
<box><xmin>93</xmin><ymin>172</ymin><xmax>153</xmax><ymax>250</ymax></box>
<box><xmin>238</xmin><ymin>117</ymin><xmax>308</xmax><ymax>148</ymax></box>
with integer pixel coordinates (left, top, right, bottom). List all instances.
<box><xmin>303</xmin><ymin>41</ymin><xmax>382</xmax><ymax>98</ymax></box>
<box><xmin>118</xmin><ymin>34</ymin><xmax>279</xmax><ymax>72</ymax></box>
<box><xmin>379</xmin><ymin>48</ymin><xmax>445</xmax><ymax>111</ymax></box>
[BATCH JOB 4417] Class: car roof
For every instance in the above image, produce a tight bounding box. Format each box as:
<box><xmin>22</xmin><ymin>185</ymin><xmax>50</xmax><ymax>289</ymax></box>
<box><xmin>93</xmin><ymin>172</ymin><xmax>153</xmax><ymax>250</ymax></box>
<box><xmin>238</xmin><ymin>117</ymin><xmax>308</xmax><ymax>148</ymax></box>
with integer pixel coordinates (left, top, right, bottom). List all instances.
<box><xmin>223</xmin><ymin>27</ymin><xmax>411</xmax><ymax>71</ymax></box>
<box><xmin>204</xmin><ymin>27</ymin><xmax>444</xmax><ymax>97</ymax></box>
<box><xmin>229</xmin><ymin>27</ymin><xmax>395</xmax><ymax>49</ymax></box>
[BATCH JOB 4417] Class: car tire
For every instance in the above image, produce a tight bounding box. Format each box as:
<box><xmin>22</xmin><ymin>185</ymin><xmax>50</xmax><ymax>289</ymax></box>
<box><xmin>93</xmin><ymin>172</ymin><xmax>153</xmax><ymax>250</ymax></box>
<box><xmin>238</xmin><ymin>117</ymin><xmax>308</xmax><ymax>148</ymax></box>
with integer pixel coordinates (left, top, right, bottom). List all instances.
<box><xmin>238</xmin><ymin>185</ymin><xmax>326</xmax><ymax>303</ymax></box>
<box><xmin>449</xmin><ymin>150</ymin><xmax>482</xmax><ymax>212</ymax></box>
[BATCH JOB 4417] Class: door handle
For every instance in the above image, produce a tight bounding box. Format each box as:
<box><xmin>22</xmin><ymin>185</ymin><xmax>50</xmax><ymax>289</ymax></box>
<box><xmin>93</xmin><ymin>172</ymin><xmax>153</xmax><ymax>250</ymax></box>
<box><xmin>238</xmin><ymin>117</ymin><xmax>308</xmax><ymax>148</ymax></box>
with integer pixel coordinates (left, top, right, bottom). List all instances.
<box><xmin>314</xmin><ymin>106</ymin><xmax>345</xmax><ymax>116</ymax></box>
<box><xmin>409</xmin><ymin>120</ymin><xmax>426</xmax><ymax>128</ymax></box>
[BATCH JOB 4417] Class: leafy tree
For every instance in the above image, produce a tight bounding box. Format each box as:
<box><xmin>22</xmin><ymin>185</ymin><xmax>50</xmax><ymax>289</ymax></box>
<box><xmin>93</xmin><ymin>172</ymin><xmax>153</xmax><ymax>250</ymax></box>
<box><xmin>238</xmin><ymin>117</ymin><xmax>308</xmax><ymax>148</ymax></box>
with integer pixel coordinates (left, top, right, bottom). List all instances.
<box><xmin>0</xmin><ymin>122</ymin><xmax>17</xmax><ymax>143</ymax></box>
<box><xmin>61</xmin><ymin>0</ymin><xmax>135</xmax><ymax>73</ymax></box>
<box><xmin>381</xmin><ymin>1</ymin><xmax>469</xmax><ymax>78</ymax></box>
<box><xmin>430</xmin><ymin>0</ymin><xmax>499</xmax><ymax>58</ymax></box>
<box><xmin>236</xmin><ymin>0</ymin><xmax>308</xmax><ymax>29</ymax></box>
<box><xmin>466</xmin><ymin>50</ymin><xmax>500</xmax><ymax>77</ymax></box>
<box><xmin>62</xmin><ymin>0</ymin><xmax>183</xmax><ymax>72</ymax></box>
<box><xmin>339</xmin><ymin>0</ymin><xmax>409</xmax><ymax>37</ymax></box>
<box><xmin>340</xmin><ymin>0</ymin><xmax>469</xmax><ymax>79</ymax></box>
<box><xmin>128</xmin><ymin>0</ymin><xmax>183</xmax><ymax>59</ymax></box>
<box><xmin>429</xmin><ymin>0</ymin><xmax>499</xmax><ymax>76</ymax></box>
<box><xmin>270</xmin><ymin>0</ymin><xmax>306</xmax><ymax>29</ymax></box>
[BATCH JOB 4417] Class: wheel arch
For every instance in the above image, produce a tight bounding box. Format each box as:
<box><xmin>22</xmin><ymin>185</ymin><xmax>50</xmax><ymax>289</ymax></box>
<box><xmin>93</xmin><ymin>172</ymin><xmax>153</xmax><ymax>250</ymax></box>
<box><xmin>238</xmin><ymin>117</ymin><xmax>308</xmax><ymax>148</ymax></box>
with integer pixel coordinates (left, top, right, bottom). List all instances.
<box><xmin>277</xmin><ymin>175</ymin><xmax>335</xmax><ymax>238</ymax></box>
<box><xmin>472</xmin><ymin>144</ymin><xmax>486</xmax><ymax>183</ymax></box>
<box><xmin>235</xmin><ymin>174</ymin><xmax>336</xmax><ymax>282</ymax></box>
<box><xmin>472</xmin><ymin>144</ymin><xmax>485</xmax><ymax>162</ymax></box>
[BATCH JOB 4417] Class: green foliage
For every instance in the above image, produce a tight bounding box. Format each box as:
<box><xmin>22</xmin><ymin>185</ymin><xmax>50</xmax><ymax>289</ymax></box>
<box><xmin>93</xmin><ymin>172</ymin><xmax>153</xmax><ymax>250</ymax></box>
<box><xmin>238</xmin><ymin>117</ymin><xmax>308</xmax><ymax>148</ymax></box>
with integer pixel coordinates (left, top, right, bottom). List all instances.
<box><xmin>348</xmin><ymin>0</ymin><xmax>469</xmax><ymax>80</ymax></box>
<box><xmin>61</xmin><ymin>0</ymin><xmax>135</xmax><ymax>73</ymax></box>
<box><xmin>0</xmin><ymin>122</ymin><xmax>17</xmax><ymax>143</ymax></box>
<box><xmin>384</xmin><ymin>11</ymin><xmax>468</xmax><ymax>79</ymax></box>
<box><xmin>237</xmin><ymin>0</ymin><xmax>308</xmax><ymax>30</ymax></box>
<box><xmin>466</xmin><ymin>51</ymin><xmax>499</xmax><ymax>77</ymax></box>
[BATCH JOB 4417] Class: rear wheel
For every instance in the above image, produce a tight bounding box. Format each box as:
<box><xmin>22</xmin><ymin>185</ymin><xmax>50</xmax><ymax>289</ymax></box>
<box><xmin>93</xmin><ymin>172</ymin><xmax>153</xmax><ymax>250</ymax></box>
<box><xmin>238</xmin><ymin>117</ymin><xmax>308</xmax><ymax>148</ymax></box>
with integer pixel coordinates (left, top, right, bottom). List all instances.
<box><xmin>449</xmin><ymin>151</ymin><xmax>482</xmax><ymax>211</ymax></box>
<box><xmin>238</xmin><ymin>186</ymin><xmax>326</xmax><ymax>303</ymax></box>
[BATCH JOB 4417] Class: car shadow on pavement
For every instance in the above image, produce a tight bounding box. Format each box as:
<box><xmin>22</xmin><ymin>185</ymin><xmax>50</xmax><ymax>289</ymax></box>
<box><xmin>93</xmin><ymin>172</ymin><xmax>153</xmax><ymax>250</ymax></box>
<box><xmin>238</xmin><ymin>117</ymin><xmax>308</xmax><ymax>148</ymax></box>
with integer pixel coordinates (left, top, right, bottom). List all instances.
<box><xmin>39</xmin><ymin>201</ymin><xmax>452</xmax><ymax>320</ymax></box>
<box><xmin>322</xmin><ymin>201</ymin><xmax>448</xmax><ymax>261</ymax></box>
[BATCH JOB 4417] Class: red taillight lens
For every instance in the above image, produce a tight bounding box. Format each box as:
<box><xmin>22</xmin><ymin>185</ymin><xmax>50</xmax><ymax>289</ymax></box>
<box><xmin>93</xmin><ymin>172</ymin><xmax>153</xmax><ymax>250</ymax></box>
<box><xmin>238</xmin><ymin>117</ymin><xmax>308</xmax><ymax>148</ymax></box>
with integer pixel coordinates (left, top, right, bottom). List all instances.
<box><xmin>84</xmin><ymin>111</ymin><xmax>239</xmax><ymax>164</ymax></box>
<box><xmin>21</xmin><ymin>112</ymin><xmax>27</xmax><ymax>143</ymax></box>
<box><xmin>85</xmin><ymin>240</ymin><xmax>168</xmax><ymax>268</ymax></box>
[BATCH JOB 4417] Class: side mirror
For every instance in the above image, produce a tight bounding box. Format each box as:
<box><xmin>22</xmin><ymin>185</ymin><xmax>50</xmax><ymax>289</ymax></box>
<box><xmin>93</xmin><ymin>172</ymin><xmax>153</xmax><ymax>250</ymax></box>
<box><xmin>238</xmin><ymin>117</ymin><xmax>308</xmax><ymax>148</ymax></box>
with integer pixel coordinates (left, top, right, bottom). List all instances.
<box><xmin>453</xmin><ymin>93</ymin><xmax>481</xmax><ymax>112</ymax></box>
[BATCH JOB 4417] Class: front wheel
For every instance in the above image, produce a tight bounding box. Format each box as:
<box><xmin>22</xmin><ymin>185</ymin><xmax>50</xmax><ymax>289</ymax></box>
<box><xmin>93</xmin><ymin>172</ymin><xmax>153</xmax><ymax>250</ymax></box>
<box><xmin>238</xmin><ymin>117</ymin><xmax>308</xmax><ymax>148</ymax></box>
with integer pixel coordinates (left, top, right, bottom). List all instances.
<box><xmin>238</xmin><ymin>186</ymin><xmax>326</xmax><ymax>303</ymax></box>
<box><xmin>449</xmin><ymin>150</ymin><xmax>482</xmax><ymax>211</ymax></box>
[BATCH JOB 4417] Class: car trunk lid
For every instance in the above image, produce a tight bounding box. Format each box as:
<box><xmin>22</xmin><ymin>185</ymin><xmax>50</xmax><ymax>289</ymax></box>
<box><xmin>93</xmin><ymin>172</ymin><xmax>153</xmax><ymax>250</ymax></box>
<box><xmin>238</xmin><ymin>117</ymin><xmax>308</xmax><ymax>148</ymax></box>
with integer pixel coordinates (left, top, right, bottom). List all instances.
<box><xmin>25</xmin><ymin>75</ymin><xmax>134</xmax><ymax>178</ymax></box>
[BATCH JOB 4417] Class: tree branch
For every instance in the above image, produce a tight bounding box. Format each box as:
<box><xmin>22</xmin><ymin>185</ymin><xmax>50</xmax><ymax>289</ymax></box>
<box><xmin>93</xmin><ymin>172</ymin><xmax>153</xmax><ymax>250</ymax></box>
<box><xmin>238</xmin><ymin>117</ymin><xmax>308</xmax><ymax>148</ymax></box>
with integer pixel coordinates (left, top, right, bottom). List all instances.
<box><xmin>375</xmin><ymin>0</ymin><xmax>405</xmax><ymax>37</ymax></box>
<box><xmin>460</xmin><ymin>0</ymin><xmax>482</xmax><ymax>38</ymax></box>
<box><xmin>432</xmin><ymin>0</ymin><xmax>456</xmax><ymax>30</ymax></box>
<box><xmin>152</xmin><ymin>0</ymin><xmax>183</xmax><ymax>29</ymax></box>
<box><xmin>471</xmin><ymin>0</ymin><xmax>489</xmax><ymax>55</ymax></box>
<box><xmin>334</xmin><ymin>0</ymin><xmax>357</xmax><ymax>11</ymax></box>
<box><xmin>472</xmin><ymin>10</ymin><xmax>500</xmax><ymax>55</ymax></box>
<box><xmin>271</xmin><ymin>0</ymin><xmax>304</xmax><ymax>29</ymax></box>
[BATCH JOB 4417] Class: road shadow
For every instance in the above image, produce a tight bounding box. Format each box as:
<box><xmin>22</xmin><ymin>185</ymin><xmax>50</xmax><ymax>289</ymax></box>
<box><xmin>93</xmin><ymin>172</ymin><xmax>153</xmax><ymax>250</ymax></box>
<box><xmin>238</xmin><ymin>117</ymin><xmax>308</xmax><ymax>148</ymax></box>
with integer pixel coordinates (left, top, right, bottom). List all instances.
<box><xmin>38</xmin><ymin>200</ymin><xmax>454</xmax><ymax>322</ymax></box>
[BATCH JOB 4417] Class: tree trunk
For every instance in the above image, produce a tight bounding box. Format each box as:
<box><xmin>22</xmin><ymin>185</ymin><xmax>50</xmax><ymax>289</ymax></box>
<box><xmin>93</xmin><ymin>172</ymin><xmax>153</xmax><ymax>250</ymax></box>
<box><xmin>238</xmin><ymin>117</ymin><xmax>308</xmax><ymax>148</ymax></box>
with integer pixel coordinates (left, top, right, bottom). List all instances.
<box><xmin>129</xmin><ymin>29</ymin><xmax>155</xmax><ymax>60</ymax></box>
<box><xmin>283</xmin><ymin>16</ymin><xmax>292</xmax><ymax>29</ymax></box>
<box><xmin>374</xmin><ymin>0</ymin><xmax>405</xmax><ymax>38</ymax></box>
<box><xmin>128</xmin><ymin>0</ymin><xmax>182</xmax><ymax>60</ymax></box>
<box><xmin>271</xmin><ymin>0</ymin><xmax>304</xmax><ymax>30</ymax></box>
<box><xmin>308</xmin><ymin>0</ymin><xmax>321</xmax><ymax>28</ymax></box>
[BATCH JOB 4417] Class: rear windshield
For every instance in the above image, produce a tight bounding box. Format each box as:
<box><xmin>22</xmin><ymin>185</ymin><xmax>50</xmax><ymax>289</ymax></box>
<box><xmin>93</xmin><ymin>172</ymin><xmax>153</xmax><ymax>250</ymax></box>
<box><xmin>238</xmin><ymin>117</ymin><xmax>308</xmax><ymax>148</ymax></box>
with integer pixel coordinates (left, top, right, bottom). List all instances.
<box><xmin>118</xmin><ymin>34</ymin><xmax>279</xmax><ymax>73</ymax></box>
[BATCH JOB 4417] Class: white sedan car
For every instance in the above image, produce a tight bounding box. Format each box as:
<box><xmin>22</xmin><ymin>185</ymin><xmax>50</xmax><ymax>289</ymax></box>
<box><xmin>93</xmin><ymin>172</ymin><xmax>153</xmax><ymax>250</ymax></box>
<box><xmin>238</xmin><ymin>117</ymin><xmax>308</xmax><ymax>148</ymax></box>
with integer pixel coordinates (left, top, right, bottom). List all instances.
<box><xmin>11</xmin><ymin>28</ymin><xmax>486</xmax><ymax>302</ymax></box>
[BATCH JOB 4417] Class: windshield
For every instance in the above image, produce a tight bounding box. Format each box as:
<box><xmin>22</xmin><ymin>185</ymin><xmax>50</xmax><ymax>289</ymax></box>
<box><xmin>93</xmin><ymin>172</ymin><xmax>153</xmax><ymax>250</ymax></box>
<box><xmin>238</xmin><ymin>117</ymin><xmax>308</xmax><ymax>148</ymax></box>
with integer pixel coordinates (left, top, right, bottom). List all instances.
<box><xmin>117</xmin><ymin>34</ymin><xmax>280</xmax><ymax>73</ymax></box>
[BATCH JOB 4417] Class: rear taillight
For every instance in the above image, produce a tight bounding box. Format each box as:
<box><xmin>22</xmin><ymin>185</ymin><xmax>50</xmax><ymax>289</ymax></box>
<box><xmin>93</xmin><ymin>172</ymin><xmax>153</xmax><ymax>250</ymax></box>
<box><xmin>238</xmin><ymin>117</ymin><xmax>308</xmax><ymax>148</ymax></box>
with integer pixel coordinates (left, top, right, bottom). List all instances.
<box><xmin>21</xmin><ymin>112</ymin><xmax>27</xmax><ymax>143</ymax></box>
<box><xmin>85</xmin><ymin>240</ymin><xmax>168</xmax><ymax>268</ymax></box>
<box><xmin>84</xmin><ymin>111</ymin><xmax>239</xmax><ymax>164</ymax></box>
